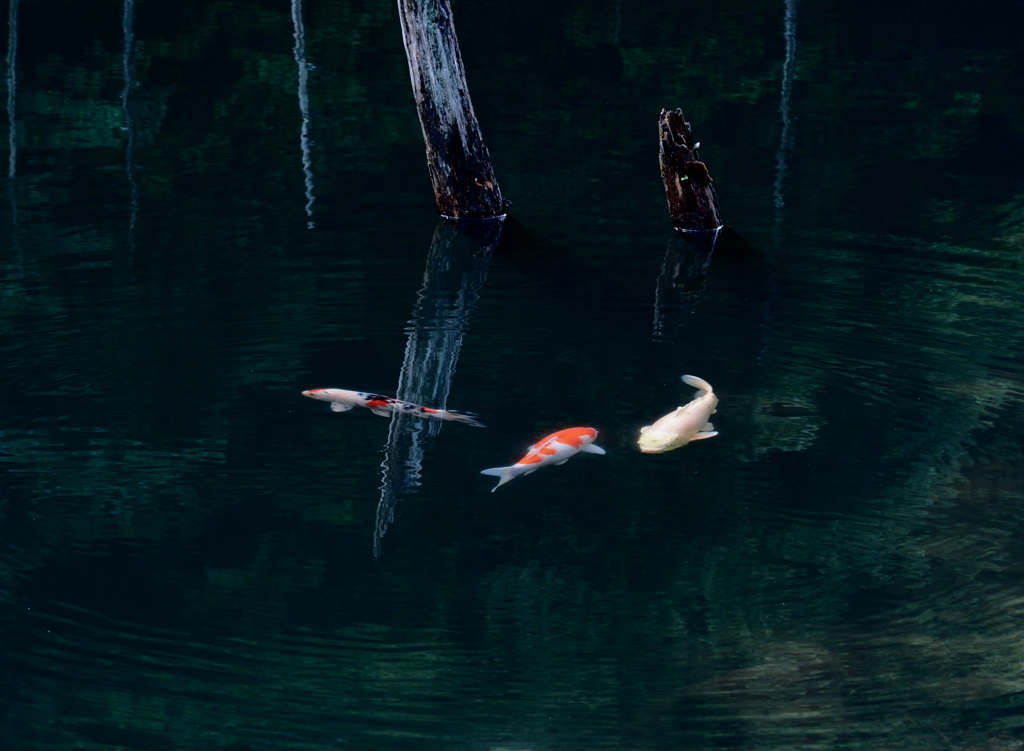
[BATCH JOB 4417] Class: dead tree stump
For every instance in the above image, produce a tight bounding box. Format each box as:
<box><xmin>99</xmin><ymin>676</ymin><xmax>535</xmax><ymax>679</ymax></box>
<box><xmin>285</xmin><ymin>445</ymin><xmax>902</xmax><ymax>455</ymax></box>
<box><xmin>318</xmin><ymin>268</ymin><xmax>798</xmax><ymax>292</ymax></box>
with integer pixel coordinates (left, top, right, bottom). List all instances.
<box><xmin>398</xmin><ymin>0</ymin><xmax>507</xmax><ymax>219</ymax></box>
<box><xmin>658</xmin><ymin>108</ymin><xmax>722</xmax><ymax>231</ymax></box>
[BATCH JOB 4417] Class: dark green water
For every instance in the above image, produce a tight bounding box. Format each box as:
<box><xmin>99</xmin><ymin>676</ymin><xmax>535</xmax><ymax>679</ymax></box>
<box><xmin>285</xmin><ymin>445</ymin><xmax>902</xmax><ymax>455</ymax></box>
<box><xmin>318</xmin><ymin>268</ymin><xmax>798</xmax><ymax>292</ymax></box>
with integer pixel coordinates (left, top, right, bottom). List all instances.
<box><xmin>2</xmin><ymin>0</ymin><xmax>1024</xmax><ymax>748</ymax></box>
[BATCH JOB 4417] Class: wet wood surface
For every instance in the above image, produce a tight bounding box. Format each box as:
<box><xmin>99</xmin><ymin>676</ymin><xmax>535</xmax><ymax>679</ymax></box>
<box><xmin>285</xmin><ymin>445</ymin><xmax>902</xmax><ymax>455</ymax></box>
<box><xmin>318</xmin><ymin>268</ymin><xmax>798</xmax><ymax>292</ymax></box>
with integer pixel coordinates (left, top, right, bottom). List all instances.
<box><xmin>658</xmin><ymin>108</ymin><xmax>723</xmax><ymax>231</ymax></box>
<box><xmin>397</xmin><ymin>0</ymin><xmax>507</xmax><ymax>218</ymax></box>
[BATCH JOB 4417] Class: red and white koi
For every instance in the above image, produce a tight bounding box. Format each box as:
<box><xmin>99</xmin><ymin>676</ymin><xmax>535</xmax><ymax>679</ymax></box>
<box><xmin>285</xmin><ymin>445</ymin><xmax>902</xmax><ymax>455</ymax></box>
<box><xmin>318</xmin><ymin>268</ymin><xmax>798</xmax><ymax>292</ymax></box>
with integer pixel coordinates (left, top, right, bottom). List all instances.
<box><xmin>301</xmin><ymin>388</ymin><xmax>485</xmax><ymax>427</ymax></box>
<box><xmin>480</xmin><ymin>427</ymin><xmax>605</xmax><ymax>491</ymax></box>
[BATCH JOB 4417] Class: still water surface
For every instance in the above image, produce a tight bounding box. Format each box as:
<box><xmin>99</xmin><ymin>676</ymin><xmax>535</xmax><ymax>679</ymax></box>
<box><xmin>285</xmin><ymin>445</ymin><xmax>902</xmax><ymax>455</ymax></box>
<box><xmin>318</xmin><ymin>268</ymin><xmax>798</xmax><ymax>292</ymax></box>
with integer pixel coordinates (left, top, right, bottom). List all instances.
<box><xmin>2</xmin><ymin>0</ymin><xmax>1024</xmax><ymax>748</ymax></box>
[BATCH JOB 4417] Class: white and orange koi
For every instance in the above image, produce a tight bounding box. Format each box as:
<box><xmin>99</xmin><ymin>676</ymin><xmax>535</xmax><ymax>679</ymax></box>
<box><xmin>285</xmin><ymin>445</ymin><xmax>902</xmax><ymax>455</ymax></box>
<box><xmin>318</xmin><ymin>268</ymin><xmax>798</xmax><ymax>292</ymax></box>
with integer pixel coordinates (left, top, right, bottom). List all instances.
<box><xmin>637</xmin><ymin>374</ymin><xmax>718</xmax><ymax>453</ymax></box>
<box><xmin>480</xmin><ymin>427</ymin><xmax>605</xmax><ymax>491</ymax></box>
<box><xmin>301</xmin><ymin>388</ymin><xmax>485</xmax><ymax>427</ymax></box>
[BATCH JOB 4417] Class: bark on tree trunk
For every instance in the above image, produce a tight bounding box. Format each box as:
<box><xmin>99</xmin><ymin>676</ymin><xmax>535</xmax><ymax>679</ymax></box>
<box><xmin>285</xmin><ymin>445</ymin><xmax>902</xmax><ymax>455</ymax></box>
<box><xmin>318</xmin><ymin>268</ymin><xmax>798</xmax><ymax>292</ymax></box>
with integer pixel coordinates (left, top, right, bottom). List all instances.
<box><xmin>659</xmin><ymin>108</ymin><xmax>722</xmax><ymax>231</ymax></box>
<box><xmin>397</xmin><ymin>0</ymin><xmax>507</xmax><ymax>219</ymax></box>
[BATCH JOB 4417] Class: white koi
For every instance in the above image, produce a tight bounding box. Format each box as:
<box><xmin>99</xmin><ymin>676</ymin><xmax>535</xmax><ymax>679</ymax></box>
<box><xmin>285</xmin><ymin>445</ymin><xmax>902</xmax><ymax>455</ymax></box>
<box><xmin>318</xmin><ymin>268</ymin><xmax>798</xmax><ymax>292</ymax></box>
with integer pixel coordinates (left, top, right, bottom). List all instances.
<box><xmin>480</xmin><ymin>427</ymin><xmax>605</xmax><ymax>491</ymax></box>
<box><xmin>637</xmin><ymin>375</ymin><xmax>719</xmax><ymax>454</ymax></box>
<box><xmin>302</xmin><ymin>388</ymin><xmax>485</xmax><ymax>427</ymax></box>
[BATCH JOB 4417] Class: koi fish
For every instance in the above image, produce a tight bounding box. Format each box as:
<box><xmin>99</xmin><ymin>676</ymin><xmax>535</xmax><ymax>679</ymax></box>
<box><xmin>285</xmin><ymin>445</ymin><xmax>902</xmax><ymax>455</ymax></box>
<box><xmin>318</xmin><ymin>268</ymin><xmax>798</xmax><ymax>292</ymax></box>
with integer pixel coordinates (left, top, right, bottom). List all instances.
<box><xmin>637</xmin><ymin>375</ymin><xmax>719</xmax><ymax>454</ymax></box>
<box><xmin>301</xmin><ymin>388</ymin><xmax>485</xmax><ymax>427</ymax></box>
<box><xmin>480</xmin><ymin>427</ymin><xmax>605</xmax><ymax>491</ymax></box>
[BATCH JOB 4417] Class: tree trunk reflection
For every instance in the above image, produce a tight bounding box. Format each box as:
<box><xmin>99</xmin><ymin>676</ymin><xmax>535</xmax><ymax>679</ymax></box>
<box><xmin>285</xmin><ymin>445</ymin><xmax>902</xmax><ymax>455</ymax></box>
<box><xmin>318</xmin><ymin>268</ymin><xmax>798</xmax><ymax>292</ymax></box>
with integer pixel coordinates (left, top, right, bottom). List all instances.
<box><xmin>375</xmin><ymin>219</ymin><xmax>503</xmax><ymax>558</ymax></box>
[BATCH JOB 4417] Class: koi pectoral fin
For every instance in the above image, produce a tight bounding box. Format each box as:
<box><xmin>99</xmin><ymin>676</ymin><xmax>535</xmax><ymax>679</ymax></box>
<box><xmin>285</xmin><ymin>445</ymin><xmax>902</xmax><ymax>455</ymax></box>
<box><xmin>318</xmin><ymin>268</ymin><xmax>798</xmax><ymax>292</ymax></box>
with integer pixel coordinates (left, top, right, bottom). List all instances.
<box><xmin>554</xmin><ymin>459</ymin><xmax>569</xmax><ymax>465</ymax></box>
<box><xmin>370</xmin><ymin>408</ymin><xmax>392</xmax><ymax>417</ymax></box>
<box><xmin>330</xmin><ymin>403</ymin><xmax>354</xmax><ymax>412</ymax></box>
<box><xmin>581</xmin><ymin>444</ymin><xmax>606</xmax><ymax>455</ymax></box>
<box><xmin>689</xmin><ymin>431</ymin><xmax>718</xmax><ymax>441</ymax></box>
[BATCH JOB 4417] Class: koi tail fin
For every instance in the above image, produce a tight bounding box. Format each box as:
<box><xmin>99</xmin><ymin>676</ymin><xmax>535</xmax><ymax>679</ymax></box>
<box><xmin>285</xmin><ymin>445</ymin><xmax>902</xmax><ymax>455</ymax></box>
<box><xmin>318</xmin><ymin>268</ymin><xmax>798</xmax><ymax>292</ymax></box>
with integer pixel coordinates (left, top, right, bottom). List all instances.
<box><xmin>443</xmin><ymin>409</ymin><xmax>486</xmax><ymax>427</ymax></box>
<box><xmin>480</xmin><ymin>466</ymin><xmax>517</xmax><ymax>492</ymax></box>
<box><xmin>682</xmin><ymin>374</ymin><xmax>714</xmax><ymax>396</ymax></box>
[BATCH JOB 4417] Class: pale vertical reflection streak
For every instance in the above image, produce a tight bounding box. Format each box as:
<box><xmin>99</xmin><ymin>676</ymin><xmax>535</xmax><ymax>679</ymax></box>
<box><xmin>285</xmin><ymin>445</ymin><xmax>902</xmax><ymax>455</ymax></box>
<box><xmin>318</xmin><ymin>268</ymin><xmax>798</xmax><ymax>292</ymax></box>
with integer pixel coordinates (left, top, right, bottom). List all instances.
<box><xmin>6</xmin><ymin>0</ymin><xmax>19</xmax><ymax>273</ymax></box>
<box><xmin>291</xmin><ymin>0</ymin><xmax>315</xmax><ymax>228</ymax></box>
<box><xmin>374</xmin><ymin>221</ymin><xmax>501</xmax><ymax>559</ymax></box>
<box><xmin>5</xmin><ymin>0</ymin><xmax>15</xmax><ymax>180</ymax></box>
<box><xmin>773</xmin><ymin>0</ymin><xmax>797</xmax><ymax>238</ymax></box>
<box><xmin>122</xmin><ymin>0</ymin><xmax>139</xmax><ymax>267</ymax></box>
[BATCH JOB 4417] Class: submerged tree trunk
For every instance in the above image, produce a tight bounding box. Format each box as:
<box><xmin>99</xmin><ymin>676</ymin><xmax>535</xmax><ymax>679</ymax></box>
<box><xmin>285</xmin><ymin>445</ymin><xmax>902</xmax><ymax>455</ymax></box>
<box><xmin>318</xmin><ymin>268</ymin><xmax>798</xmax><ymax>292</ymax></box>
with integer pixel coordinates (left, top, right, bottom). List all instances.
<box><xmin>659</xmin><ymin>108</ymin><xmax>722</xmax><ymax>231</ymax></box>
<box><xmin>397</xmin><ymin>0</ymin><xmax>507</xmax><ymax>219</ymax></box>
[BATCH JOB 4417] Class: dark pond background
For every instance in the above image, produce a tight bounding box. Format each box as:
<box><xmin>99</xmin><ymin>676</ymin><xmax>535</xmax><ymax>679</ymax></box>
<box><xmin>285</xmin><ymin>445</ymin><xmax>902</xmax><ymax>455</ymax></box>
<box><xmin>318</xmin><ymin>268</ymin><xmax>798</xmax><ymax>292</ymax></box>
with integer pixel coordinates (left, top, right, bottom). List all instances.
<box><xmin>3</xmin><ymin>0</ymin><xmax>1024</xmax><ymax>748</ymax></box>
